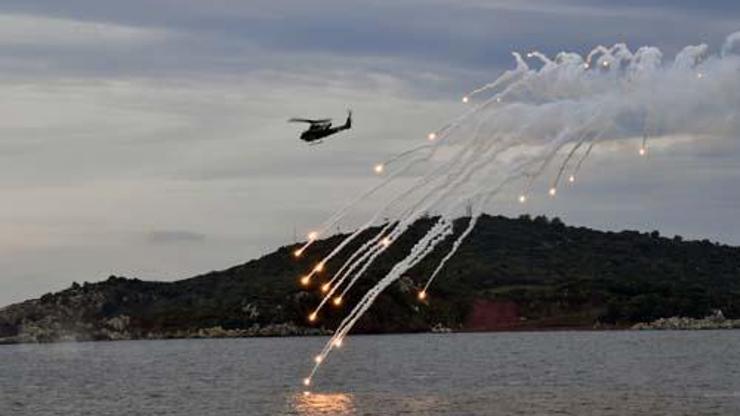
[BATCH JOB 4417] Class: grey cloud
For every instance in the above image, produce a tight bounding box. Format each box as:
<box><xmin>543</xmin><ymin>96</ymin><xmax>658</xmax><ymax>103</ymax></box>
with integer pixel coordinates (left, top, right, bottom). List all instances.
<box><xmin>1</xmin><ymin>1</ymin><xmax>740</xmax><ymax>307</ymax></box>
<box><xmin>1</xmin><ymin>1</ymin><xmax>737</xmax><ymax>83</ymax></box>
<box><xmin>147</xmin><ymin>230</ymin><xmax>206</xmax><ymax>244</ymax></box>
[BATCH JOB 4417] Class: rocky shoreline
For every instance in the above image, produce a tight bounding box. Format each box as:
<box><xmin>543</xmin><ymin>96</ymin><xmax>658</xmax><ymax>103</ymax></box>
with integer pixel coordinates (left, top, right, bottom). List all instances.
<box><xmin>0</xmin><ymin>320</ymin><xmax>332</xmax><ymax>345</ymax></box>
<box><xmin>4</xmin><ymin>316</ymin><xmax>740</xmax><ymax>345</ymax></box>
<box><xmin>631</xmin><ymin>310</ymin><xmax>740</xmax><ymax>330</ymax></box>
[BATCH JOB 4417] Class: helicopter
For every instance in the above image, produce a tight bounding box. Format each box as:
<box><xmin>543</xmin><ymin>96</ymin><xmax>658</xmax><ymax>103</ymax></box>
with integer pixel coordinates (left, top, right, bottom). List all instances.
<box><xmin>288</xmin><ymin>110</ymin><xmax>352</xmax><ymax>144</ymax></box>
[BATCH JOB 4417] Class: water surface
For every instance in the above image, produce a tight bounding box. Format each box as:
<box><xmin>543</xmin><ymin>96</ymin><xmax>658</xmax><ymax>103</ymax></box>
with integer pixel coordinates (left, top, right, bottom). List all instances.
<box><xmin>2</xmin><ymin>331</ymin><xmax>739</xmax><ymax>415</ymax></box>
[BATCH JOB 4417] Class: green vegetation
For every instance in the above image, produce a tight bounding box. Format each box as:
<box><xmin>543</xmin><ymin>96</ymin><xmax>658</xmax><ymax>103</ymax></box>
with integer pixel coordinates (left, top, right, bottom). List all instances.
<box><xmin>1</xmin><ymin>214</ymin><xmax>739</xmax><ymax>343</ymax></box>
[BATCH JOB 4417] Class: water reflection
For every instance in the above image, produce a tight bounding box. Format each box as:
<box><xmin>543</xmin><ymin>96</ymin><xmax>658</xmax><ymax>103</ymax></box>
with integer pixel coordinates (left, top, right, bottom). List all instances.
<box><xmin>293</xmin><ymin>392</ymin><xmax>355</xmax><ymax>415</ymax></box>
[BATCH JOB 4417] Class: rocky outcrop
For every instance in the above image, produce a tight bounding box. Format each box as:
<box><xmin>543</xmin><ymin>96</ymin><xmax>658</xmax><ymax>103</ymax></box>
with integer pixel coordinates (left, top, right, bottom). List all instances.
<box><xmin>632</xmin><ymin>310</ymin><xmax>740</xmax><ymax>330</ymax></box>
<box><xmin>430</xmin><ymin>323</ymin><xmax>452</xmax><ymax>333</ymax></box>
<box><xmin>189</xmin><ymin>323</ymin><xmax>330</xmax><ymax>338</ymax></box>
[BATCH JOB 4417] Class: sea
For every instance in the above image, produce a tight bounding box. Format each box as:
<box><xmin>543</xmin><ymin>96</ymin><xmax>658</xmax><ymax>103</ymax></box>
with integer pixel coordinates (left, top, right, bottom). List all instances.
<box><xmin>1</xmin><ymin>331</ymin><xmax>739</xmax><ymax>415</ymax></box>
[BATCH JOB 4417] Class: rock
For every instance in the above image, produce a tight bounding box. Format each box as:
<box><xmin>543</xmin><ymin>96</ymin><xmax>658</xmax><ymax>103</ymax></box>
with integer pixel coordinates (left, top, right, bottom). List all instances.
<box><xmin>430</xmin><ymin>323</ymin><xmax>452</xmax><ymax>333</ymax></box>
<box><xmin>104</xmin><ymin>315</ymin><xmax>130</xmax><ymax>332</ymax></box>
<box><xmin>241</xmin><ymin>303</ymin><xmax>260</xmax><ymax>320</ymax></box>
<box><xmin>397</xmin><ymin>275</ymin><xmax>415</xmax><ymax>294</ymax></box>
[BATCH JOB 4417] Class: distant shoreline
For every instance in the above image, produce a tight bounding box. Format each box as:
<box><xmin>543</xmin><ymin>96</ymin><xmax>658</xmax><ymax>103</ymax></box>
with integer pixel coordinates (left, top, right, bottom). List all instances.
<box><xmin>2</xmin><ymin>319</ymin><xmax>738</xmax><ymax>346</ymax></box>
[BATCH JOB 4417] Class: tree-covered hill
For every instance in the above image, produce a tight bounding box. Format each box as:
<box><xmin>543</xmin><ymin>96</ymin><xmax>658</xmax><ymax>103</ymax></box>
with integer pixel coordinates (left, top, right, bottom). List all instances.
<box><xmin>1</xmin><ymin>214</ymin><xmax>739</xmax><ymax>343</ymax></box>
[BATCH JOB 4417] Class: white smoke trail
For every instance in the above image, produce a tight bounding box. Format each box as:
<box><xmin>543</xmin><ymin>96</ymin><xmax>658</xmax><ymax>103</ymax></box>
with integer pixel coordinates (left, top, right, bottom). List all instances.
<box><xmin>308</xmin><ymin>114</ymin><xmax>512</xmax><ymax>306</ymax></box>
<box><xmin>462</xmin><ymin>52</ymin><xmax>529</xmax><ymax>100</ymax></box>
<box><xmin>319</xmin><ymin>134</ymin><xmax>503</xmax><ymax>309</ymax></box>
<box><xmin>309</xmin><ymin>158</ymin><xmax>540</xmax><ymax>381</ymax></box>
<box><xmin>299</xmin><ymin>32</ymin><xmax>740</xmax><ymax>388</ymax></box>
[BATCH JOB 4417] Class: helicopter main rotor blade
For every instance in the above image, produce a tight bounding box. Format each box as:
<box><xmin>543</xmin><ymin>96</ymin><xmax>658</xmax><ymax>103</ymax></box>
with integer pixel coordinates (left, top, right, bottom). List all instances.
<box><xmin>288</xmin><ymin>118</ymin><xmax>332</xmax><ymax>124</ymax></box>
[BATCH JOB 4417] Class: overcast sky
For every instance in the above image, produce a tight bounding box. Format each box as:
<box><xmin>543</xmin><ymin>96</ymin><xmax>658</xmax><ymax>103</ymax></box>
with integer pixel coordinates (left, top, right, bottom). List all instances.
<box><xmin>1</xmin><ymin>1</ymin><xmax>739</xmax><ymax>306</ymax></box>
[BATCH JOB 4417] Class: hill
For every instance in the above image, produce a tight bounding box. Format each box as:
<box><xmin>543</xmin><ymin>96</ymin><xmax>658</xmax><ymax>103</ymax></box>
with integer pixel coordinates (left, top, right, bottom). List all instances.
<box><xmin>1</xmin><ymin>214</ymin><xmax>739</xmax><ymax>344</ymax></box>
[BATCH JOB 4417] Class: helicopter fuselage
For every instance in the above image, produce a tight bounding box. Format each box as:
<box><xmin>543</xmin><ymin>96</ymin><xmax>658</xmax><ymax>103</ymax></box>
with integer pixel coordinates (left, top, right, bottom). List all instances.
<box><xmin>300</xmin><ymin>124</ymin><xmax>350</xmax><ymax>142</ymax></box>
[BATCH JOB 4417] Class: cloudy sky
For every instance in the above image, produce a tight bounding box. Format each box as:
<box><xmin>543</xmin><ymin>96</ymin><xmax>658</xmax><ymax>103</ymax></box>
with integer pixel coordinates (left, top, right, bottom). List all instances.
<box><xmin>1</xmin><ymin>0</ymin><xmax>739</xmax><ymax>306</ymax></box>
